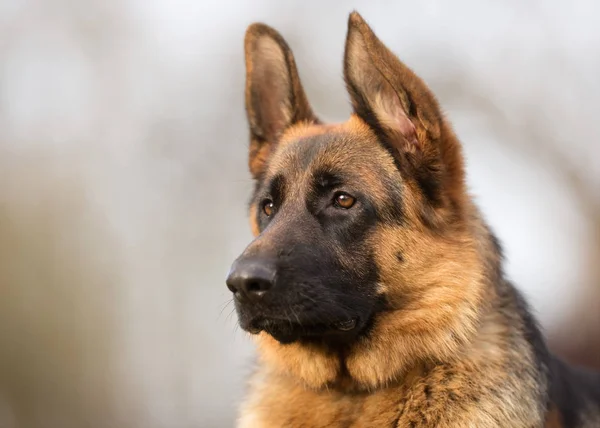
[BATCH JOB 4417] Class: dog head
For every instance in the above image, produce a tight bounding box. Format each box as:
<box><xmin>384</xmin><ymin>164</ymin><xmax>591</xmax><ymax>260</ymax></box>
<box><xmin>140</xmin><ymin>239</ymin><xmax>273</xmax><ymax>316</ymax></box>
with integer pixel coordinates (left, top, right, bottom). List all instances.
<box><xmin>226</xmin><ymin>12</ymin><xmax>490</xmax><ymax>390</ymax></box>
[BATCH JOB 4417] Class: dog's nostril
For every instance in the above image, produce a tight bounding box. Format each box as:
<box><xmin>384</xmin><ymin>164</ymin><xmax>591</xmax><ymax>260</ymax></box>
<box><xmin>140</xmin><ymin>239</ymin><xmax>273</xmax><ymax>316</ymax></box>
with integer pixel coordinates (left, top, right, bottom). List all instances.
<box><xmin>247</xmin><ymin>281</ymin><xmax>262</xmax><ymax>293</ymax></box>
<box><xmin>242</xmin><ymin>277</ymin><xmax>272</xmax><ymax>297</ymax></box>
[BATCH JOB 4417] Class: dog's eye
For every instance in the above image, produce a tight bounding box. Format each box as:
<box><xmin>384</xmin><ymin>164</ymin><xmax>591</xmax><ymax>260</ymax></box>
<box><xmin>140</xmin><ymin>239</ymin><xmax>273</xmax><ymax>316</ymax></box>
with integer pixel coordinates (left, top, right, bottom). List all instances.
<box><xmin>333</xmin><ymin>192</ymin><xmax>356</xmax><ymax>209</ymax></box>
<box><xmin>262</xmin><ymin>199</ymin><xmax>275</xmax><ymax>217</ymax></box>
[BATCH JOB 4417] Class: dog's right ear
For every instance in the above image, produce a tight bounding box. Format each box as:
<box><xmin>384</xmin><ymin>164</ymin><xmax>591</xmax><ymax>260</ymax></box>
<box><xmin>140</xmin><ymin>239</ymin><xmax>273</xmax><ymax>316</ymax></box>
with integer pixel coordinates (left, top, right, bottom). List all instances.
<box><xmin>244</xmin><ymin>24</ymin><xmax>317</xmax><ymax>179</ymax></box>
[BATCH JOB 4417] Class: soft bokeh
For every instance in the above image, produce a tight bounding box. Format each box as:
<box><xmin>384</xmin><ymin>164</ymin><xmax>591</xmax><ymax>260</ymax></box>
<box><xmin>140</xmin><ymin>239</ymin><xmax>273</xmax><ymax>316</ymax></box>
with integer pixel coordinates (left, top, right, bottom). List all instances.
<box><xmin>1</xmin><ymin>1</ymin><xmax>599</xmax><ymax>427</ymax></box>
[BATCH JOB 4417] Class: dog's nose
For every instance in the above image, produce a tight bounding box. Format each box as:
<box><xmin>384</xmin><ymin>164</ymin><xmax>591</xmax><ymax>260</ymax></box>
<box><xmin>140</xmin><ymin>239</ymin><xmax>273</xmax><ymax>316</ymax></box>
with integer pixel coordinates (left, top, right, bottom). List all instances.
<box><xmin>226</xmin><ymin>259</ymin><xmax>275</xmax><ymax>302</ymax></box>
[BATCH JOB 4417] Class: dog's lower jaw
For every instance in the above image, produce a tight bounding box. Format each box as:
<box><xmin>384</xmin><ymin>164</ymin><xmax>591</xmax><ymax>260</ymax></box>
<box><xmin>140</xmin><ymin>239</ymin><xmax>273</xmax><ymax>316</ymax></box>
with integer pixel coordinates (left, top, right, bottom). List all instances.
<box><xmin>248</xmin><ymin>317</ymin><xmax>363</xmax><ymax>346</ymax></box>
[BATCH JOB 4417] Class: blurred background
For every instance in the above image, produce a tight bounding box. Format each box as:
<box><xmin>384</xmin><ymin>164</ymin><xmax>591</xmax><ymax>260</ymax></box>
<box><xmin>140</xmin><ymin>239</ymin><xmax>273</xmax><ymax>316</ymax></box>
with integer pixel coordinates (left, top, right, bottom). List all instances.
<box><xmin>0</xmin><ymin>1</ymin><xmax>599</xmax><ymax>427</ymax></box>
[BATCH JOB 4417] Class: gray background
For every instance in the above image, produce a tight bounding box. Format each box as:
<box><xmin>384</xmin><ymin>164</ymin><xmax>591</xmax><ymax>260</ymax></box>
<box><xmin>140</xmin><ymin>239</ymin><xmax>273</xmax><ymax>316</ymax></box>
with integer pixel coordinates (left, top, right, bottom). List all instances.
<box><xmin>1</xmin><ymin>1</ymin><xmax>599</xmax><ymax>427</ymax></box>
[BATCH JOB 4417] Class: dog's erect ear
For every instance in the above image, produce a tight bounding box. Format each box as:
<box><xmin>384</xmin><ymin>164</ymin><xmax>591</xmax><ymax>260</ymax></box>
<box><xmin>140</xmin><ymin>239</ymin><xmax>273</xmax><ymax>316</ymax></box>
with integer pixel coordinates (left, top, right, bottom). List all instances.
<box><xmin>343</xmin><ymin>11</ymin><xmax>441</xmax><ymax>154</ymax></box>
<box><xmin>244</xmin><ymin>23</ymin><xmax>317</xmax><ymax>179</ymax></box>
<box><xmin>344</xmin><ymin>12</ymin><xmax>465</xmax><ymax>211</ymax></box>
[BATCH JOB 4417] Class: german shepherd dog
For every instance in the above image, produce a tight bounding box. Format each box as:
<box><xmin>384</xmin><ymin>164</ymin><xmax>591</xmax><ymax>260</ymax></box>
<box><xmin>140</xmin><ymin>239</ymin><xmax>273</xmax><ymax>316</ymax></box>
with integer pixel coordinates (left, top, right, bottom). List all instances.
<box><xmin>225</xmin><ymin>11</ymin><xmax>600</xmax><ymax>427</ymax></box>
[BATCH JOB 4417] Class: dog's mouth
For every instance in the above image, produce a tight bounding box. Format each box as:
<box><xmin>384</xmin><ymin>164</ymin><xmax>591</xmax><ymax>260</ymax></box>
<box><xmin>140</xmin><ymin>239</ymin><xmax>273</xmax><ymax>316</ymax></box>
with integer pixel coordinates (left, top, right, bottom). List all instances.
<box><xmin>245</xmin><ymin>316</ymin><xmax>361</xmax><ymax>344</ymax></box>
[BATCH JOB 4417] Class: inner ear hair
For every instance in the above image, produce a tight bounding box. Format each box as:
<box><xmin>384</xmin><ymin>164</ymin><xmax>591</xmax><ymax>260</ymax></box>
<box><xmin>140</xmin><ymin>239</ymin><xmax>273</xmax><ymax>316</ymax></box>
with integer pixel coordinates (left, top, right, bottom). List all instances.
<box><xmin>343</xmin><ymin>12</ymin><xmax>441</xmax><ymax>150</ymax></box>
<box><xmin>246</xmin><ymin>33</ymin><xmax>293</xmax><ymax>143</ymax></box>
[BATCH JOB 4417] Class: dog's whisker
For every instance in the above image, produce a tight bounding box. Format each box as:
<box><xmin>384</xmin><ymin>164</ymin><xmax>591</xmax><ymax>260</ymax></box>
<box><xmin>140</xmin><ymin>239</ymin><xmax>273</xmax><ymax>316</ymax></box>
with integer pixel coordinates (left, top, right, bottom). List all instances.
<box><xmin>218</xmin><ymin>299</ymin><xmax>234</xmax><ymax>320</ymax></box>
<box><xmin>225</xmin><ymin>307</ymin><xmax>237</xmax><ymax>323</ymax></box>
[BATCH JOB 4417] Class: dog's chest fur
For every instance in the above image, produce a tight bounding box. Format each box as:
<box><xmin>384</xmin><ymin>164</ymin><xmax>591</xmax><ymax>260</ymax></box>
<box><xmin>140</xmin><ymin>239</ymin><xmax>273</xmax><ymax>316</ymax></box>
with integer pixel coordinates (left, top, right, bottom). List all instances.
<box><xmin>239</xmin><ymin>349</ymin><xmax>547</xmax><ymax>428</ymax></box>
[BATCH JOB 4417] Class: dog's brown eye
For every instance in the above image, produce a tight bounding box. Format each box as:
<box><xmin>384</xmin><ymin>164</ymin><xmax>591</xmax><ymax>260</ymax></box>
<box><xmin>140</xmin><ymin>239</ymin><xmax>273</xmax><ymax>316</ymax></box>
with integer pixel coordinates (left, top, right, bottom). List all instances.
<box><xmin>334</xmin><ymin>192</ymin><xmax>356</xmax><ymax>209</ymax></box>
<box><xmin>263</xmin><ymin>200</ymin><xmax>274</xmax><ymax>217</ymax></box>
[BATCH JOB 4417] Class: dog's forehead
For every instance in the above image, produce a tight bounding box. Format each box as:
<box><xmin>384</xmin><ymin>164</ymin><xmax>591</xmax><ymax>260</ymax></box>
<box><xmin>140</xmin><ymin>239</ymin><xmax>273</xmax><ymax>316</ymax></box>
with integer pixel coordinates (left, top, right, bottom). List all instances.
<box><xmin>265</xmin><ymin>119</ymin><xmax>398</xmax><ymax>188</ymax></box>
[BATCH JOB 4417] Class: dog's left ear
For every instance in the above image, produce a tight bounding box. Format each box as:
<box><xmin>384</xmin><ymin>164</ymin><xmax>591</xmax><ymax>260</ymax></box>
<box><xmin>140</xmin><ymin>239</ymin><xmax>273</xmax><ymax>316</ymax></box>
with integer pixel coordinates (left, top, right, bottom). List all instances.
<box><xmin>344</xmin><ymin>12</ymin><xmax>465</xmax><ymax>211</ymax></box>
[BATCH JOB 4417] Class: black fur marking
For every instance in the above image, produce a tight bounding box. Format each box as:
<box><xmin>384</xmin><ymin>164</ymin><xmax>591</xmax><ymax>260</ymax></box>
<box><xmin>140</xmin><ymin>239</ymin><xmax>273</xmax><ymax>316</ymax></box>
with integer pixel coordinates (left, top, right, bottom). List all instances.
<box><xmin>410</xmin><ymin>157</ymin><xmax>444</xmax><ymax>208</ymax></box>
<box><xmin>489</xmin><ymin>232</ymin><xmax>504</xmax><ymax>259</ymax></box>
<box><xmin>312</xmin><ymin>170</ymin><xmax>345</xmax><ymax>191</ymax></box>
<box><xmin>267</xmin><ymin>174</ymin><xmax>287</xmax><ymax>207</ymax></box>
<box><xmin>248</xmin><ymin>175</ymin><xmax>263</xmax><ymax>210</ymax></box>
<box><xmin>550</xmin><ymin>357</ymin><xmax>600</xmax><ymax>428</ymax></box>
<box><xmin>424</xmin><ymin>384</ymin><xmax>432</xmax><ymax>401</ymax></box>
<box><xmin>511</xmin><ymin>286</ymin><xmax>551</xmax><ymax>407</ymax></box>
